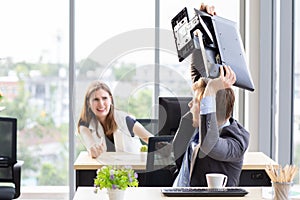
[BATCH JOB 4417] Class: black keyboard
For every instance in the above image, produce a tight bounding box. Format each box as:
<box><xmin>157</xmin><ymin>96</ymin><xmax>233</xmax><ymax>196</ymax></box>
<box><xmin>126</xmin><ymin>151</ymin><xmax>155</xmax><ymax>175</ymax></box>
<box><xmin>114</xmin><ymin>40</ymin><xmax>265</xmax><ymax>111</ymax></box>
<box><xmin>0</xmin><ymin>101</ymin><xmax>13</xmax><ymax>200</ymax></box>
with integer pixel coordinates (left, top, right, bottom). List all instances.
<box><xmin>161</xmin><ymin>188</ymin><xmax>249</xmax><ymax>197</ymax></box>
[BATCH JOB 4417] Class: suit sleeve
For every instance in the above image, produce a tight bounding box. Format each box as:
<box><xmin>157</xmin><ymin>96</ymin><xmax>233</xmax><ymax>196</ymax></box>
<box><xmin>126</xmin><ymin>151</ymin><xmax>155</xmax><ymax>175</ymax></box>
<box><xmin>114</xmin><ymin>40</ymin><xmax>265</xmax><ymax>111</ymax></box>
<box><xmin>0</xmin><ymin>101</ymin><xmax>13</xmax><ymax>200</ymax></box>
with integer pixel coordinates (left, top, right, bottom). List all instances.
<box><xmin>198</xmin><ymin>113</ymin><xmax>249</xmax><ymax>162</ymax></box>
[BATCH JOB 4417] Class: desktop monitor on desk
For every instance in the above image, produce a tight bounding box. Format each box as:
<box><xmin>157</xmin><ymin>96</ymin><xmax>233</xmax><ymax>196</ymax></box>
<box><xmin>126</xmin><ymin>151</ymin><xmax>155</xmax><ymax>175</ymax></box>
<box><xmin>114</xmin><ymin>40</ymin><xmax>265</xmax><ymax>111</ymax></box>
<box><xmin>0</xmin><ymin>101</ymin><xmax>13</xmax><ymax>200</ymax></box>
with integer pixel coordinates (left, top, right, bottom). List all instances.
<box><xmin>145</xmin><ymin>135</ymin><xmax>176</xmax><ymax>186</ymax></box>
<box><xmin>158</xmin><ymin>97</ymin><xmax>192</xmax><ymax>136</ymax></box>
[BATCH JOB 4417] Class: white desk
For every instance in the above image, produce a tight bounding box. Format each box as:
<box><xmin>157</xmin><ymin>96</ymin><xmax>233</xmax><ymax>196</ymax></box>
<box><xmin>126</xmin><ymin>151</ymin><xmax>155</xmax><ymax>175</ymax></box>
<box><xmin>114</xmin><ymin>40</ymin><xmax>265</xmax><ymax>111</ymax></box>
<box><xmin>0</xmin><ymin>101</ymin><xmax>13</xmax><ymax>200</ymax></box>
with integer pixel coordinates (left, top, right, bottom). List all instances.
<box><xmin>74</xmin><ymin>151</ymin><xmax>277</xmax><ymax>170</ymax></box>
<box><xmin>242</xmin><ymin>151</ymin><xmax>277</xmax><ymax>170</ymax></box>
<box><xmin>74</xmin><ymin>151</ymin><xmax>278</xmax><ymax>188</ymax></box>
<box><xmin>74</xmin><ymin>151</ymin><xmax>146</xmax><ymax>170</ymax></box>
<box><xmin>73</xmin><ymin>187</ymin><xmax>264</xmax><ymax>200</ymax></box>
<box><xmin>74</xmin><ymin>151</ymin><xmax>147</xmax><ymax>188</ymax></box>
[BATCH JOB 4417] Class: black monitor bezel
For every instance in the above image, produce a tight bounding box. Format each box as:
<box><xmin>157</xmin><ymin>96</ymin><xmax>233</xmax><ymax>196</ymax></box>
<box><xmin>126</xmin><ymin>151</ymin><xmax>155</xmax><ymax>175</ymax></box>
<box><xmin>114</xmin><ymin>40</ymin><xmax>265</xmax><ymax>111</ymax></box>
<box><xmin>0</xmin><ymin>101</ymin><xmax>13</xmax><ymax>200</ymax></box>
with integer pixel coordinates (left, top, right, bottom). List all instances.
<box><xmin>146</xmin><ymin>135</ymin><xmax>175</xmax><ymax>171</ymax></box>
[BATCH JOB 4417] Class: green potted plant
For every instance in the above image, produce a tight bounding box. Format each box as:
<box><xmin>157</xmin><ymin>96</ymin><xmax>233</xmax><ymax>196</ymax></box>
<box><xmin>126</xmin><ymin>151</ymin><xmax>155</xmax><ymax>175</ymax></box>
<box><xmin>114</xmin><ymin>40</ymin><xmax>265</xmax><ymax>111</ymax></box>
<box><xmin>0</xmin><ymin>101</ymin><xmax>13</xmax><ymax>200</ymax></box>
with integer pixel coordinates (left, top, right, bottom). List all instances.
<box><xmin>140</xmin><ymin>145</ymin><xmax>148</xmax><ymax>162</ymax></box>
<box><xmin>94</xmin><ymin>165</ymin><xmax>139</xmax><ymax>200</ymax></box>
<box><xmin>140</xmin><ymin>145</ymin><xmax>148</xmax><ymax>152</ymax></box>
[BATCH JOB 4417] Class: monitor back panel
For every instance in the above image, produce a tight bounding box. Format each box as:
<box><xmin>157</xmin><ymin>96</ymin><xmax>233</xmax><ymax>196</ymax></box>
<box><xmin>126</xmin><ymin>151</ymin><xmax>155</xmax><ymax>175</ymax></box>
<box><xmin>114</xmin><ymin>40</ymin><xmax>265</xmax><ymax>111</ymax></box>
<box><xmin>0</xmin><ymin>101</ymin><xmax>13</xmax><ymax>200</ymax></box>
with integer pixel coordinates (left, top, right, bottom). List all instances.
<box><xmin>212</xmin><ymin>16</ymin><xmax>254</xmax><ymax>91</ymax></box>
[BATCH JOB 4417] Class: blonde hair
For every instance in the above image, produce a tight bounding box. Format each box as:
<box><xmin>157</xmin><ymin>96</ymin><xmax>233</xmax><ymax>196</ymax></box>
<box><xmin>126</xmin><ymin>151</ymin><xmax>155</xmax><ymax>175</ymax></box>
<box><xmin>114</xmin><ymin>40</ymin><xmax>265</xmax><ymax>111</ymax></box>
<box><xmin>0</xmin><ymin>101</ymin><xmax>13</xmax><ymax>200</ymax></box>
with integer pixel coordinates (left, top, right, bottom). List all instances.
<box><xmin>77</xmin><ymin>81</ymin><xmax>117</xmax><ymax>137</ymax></box>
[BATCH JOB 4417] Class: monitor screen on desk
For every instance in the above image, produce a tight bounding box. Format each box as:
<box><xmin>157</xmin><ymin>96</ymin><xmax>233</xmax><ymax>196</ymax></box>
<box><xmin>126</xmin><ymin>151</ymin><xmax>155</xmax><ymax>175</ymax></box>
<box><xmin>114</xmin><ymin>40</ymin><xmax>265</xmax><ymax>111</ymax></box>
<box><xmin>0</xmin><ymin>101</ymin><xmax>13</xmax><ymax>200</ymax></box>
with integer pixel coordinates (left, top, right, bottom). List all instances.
<box><xmin>158</xmin><ymin>97</ymin><xmax>192</xmax><ymax>136</ymax></box>
<box><xmin>147</xmin><ymin>136</ymin><xmax>175</xmax><ymax>171</ymax></box>
<box><xmin>145</xmin><ymin>135</ymin><xmax>176</xmax><ymax>186</ymax></box>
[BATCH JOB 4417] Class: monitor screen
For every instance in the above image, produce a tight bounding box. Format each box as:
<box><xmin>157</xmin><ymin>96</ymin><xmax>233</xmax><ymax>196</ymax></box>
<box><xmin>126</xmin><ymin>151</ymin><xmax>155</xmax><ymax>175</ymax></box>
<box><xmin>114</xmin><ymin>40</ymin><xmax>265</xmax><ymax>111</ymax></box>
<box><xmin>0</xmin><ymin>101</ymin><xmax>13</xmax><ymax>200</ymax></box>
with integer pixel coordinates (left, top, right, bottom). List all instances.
<box><xmin>158</xmin><ymin>97</ymin><xmax>192</xmax><ymax>136</ymax></box>
<box><xmin>145</xmin><ymin>135</ymin><xmax>176</xmax><ymax>186</ymax></box>
<box><xmin>146</xmin><ymin>135</ymin><xmax>175</xmax><ymax>171</ymax></box>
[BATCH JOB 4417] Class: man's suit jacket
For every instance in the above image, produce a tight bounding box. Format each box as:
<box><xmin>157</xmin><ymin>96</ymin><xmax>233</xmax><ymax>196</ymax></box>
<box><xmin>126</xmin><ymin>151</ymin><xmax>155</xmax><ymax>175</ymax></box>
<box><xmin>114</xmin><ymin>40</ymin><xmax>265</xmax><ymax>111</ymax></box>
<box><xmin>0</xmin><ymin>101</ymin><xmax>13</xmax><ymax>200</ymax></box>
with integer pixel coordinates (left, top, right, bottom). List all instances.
<box><xmin>189</xmin><ymin>113</ymin><xmax>250</xmax><ymax>187</ymax></box>
<box><xmin>172</xmin><ymin>111</ymin><xmax>195</xmax><ymax>171</ymax></box>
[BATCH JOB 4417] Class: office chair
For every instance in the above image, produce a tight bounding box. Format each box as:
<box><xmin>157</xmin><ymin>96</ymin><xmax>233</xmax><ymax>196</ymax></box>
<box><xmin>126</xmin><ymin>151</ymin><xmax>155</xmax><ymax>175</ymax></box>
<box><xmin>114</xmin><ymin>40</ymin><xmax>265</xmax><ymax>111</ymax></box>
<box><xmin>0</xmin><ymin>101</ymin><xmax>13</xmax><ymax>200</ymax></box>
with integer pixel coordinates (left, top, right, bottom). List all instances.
<box><xmin>0</xmin><ymin>117</ymin><xmax>23</xmax><ymax>199</ymax></box>
<box><xmin>144</xmin><ymin>136</ymin><xmax>176</xmax><ymax>186</ymax></box>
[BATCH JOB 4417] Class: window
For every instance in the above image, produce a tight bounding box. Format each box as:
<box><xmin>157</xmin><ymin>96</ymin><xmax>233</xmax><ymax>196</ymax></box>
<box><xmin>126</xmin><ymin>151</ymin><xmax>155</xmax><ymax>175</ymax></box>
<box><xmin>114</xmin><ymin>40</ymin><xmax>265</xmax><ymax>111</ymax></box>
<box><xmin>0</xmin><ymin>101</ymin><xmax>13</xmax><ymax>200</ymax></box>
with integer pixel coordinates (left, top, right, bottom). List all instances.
<box><xmin>0</xmin><ymin>0</ymin><xmax>69</xmax><ymax>188</ymax></box>
<box><xmin>293</xmin><ymin>0</ymin><xmax>300</xmax><ymax>184</ymax></box>
<box><xmin>74</xmin><ymin>0</ymin><xmax>155</xmax><ymax>148</ymax></box>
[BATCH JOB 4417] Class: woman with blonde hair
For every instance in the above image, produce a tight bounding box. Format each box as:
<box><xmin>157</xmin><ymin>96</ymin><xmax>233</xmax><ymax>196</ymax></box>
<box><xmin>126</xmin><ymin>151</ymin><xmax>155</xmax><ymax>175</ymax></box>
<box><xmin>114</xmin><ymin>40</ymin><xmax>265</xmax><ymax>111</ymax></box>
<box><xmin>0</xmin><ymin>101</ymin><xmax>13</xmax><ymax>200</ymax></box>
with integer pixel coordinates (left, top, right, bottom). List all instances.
<box><xmin>77</xmin><ymin>80</ymin><xmax>153</xmax><ymax>158</ymax></box>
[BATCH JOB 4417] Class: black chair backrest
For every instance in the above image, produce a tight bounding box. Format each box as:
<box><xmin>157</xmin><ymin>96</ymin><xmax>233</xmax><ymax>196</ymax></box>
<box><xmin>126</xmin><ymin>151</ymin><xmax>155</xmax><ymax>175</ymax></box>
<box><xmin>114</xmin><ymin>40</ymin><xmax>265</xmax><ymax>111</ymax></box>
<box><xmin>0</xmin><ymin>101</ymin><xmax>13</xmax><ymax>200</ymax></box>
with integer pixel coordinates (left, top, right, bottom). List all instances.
<box><xmin>136</xmin><ymin>119</ymin><xmax>158</xmax><ymax>135</ymax></box>
<box><xmin>0</xmin><ymin>117</ymin><xmax>17</xmax><ymax>182</ymax></box>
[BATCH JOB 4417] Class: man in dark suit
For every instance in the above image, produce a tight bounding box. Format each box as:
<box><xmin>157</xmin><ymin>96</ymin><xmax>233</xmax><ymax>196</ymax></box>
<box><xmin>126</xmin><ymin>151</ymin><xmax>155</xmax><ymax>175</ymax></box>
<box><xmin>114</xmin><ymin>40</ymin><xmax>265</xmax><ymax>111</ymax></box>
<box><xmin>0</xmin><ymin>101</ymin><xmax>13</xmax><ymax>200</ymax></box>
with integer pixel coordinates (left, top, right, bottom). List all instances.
<box><xmin>173</xmin><ymin>65</ymin><xmax>250</xmax><ymax>187</ymax></box>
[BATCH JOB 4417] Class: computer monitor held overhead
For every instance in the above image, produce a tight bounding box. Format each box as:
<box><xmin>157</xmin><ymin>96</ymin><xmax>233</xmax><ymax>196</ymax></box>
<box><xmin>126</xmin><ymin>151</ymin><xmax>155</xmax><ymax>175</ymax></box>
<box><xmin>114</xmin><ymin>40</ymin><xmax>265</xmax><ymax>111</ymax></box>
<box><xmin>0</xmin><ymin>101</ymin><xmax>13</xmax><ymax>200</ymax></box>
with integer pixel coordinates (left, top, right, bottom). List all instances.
<box><xmin>171</xmin><ymin>7</ymin><xmax>255</xmax><ymax>91</ymax></box>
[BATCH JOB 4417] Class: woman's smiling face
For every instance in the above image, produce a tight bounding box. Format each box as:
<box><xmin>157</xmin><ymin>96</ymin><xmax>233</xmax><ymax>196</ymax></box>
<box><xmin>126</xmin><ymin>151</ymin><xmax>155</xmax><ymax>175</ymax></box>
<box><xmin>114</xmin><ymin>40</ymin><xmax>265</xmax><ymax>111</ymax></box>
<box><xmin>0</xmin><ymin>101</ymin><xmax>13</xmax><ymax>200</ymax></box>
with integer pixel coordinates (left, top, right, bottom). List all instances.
<box><xmin>89</xmin><ymin>88</ymin><xmax>112</xmax><ymax>123</ymax></box>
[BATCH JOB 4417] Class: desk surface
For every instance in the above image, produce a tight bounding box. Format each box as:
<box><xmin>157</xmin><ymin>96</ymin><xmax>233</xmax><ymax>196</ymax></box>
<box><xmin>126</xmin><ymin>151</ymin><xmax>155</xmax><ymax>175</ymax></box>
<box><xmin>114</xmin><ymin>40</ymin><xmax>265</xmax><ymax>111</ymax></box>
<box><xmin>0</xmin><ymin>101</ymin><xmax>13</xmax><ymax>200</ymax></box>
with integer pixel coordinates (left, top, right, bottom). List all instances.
<box><xmin>74</xmin><ymin>151</ymin><xmax>277</xmax><ymax>171</ymax></box>
<box><xmin>73</xmin><ymin>187</ymin><xmax>263</xmax><ymax>200</ymax></box>
<box><xmin>242</xmin><ymin>151</ymin><xmax>278</xmax><ymax>170</ymax></box>
<box><xmin>74</xmin><ymin>151</ymin><xmax>147</xmax><ymax>170</ymax></box>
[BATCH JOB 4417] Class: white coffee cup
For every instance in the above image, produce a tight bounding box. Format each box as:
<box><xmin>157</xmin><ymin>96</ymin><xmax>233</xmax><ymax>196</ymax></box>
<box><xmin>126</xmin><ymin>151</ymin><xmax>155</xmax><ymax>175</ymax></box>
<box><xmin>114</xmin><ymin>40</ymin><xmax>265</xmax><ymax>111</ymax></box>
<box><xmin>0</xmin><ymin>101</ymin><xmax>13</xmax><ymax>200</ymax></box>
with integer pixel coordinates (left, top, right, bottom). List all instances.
<box><xmin>206</xmin><ymin>173</ymin><xmax>228</xmax><ymax>188</ymax></box>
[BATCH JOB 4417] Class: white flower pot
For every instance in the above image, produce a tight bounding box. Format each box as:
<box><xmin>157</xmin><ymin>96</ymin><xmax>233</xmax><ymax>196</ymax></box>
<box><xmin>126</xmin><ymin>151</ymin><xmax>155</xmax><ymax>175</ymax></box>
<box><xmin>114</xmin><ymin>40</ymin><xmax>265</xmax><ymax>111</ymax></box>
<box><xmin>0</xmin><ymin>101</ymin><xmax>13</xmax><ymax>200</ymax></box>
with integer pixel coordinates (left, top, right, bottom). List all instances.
<box><xmin>107</xmin><ymin>189</ymin><xmax>125</xmax><ymax>200</ymax></box>
<box><xmin>140</xmin><ymin>152</ymin><xmax>147</xmax><ymax>162</ymax></box>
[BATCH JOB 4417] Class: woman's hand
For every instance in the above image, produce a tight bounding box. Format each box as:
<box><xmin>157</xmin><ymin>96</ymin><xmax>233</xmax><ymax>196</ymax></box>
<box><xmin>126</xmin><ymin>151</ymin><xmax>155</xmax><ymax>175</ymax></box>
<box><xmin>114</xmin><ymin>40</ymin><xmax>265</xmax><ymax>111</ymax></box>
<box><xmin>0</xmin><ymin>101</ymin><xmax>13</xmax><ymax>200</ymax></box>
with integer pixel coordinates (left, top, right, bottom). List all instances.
<box><xmin>89</xmin><ymin>141</ymin><xmax>105</xmax><ymax>158</ymax></box>
<box><xmin>79</xmin><ymin>126</ymin><xmax>106</xmax><ymax>158</ymax></box>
